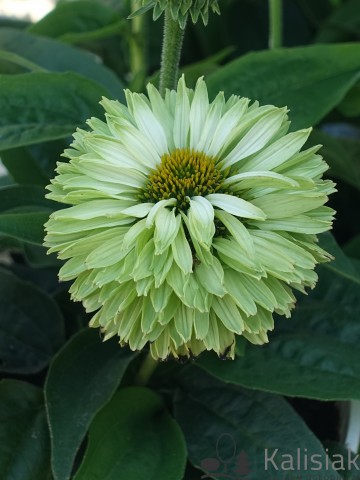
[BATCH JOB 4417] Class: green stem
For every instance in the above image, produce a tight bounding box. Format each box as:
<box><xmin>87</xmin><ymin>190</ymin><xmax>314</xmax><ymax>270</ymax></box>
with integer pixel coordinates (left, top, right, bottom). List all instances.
<box><xmin>134</xmin><ymin>352</ymin><xmax>158</xmax><ymax>386</ymax></box>
<box><xmin>159</xmin><ymin>8</ymin><xmax>185</xmax><ymax>96</ymax></box>
<box><xmin>269</xmin><ymin>0</ymin><xmax>283</xmax><ymax>49</ymax></box>
<box><xmin>129</xmin><ymin>0</ymin><xmax>147</xmax><ymax>90</ymax></box>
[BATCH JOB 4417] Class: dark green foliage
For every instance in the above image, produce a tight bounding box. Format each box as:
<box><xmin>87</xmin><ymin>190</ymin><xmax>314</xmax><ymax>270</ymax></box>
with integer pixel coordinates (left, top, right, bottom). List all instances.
<box><xmin>1</xmin><ymin>1</ymin><xmax>359</xmax><ymax>479</ymax></box>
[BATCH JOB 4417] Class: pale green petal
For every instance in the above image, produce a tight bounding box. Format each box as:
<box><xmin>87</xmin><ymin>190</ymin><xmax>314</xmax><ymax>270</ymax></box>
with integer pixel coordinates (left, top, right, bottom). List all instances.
<box><xmin>207</xmin><ymin>97</ymin><xmax>249</xmax><ymax>157</ymax></box>
<box><xmin>239</xmin><ymin>129</ymin><xmax>311</xmax><ymax>172</ymax></box>
<box><xmin>122</xmin><ymin>218</ymin><xmax>148</xmax><ymax>250</ymax></box>
<box><xmin>146</xmin><ymin>198</ymin><xmax>177</xmax><ymax>227</ymax></box>
<box><xmin>174</xmin><ymin>304</ymin><xmax>194</xmax><ymax>342</ymax></box>
<box><xmin>180</xmin><ymin>211</ymin><xmax>214</xmax><ymax>266</ymax></box>
<box><xmin>59</xmin><ymin>255</ymin><xmax>87</xmax><ymax>281</ymax></box>
<box><xmin>153</xmin><ymin>250</ymin><xmax>174</xmax><ymax>287</ymax></box>
<box><xmin>86</xmin><ymin>136</ymin><xmax>146</xmax><ymax>171</ymax></box>
<box><xmin>251</xmin><ymin>192</ymin><xmax>328</xmax><ymax>219</ymax></box>
<box><xmin>100</xmin><ymin>97</ymin><xmax>135</xmax><ymax>124</ymax></box>
<box><xmin>147</xmin><ymin>83</ymin><xmax>175</xmax><ymax>150</ymax></box>
<box><xmin>51</xmin><ymin>199</ymin><xmax>132</xmax><ymax>220</ymax></box>
<box><xmin>235</xmin><ymin>275</ymin><xmax>277</xmax><ymax>312</ymax></box>
<box><xmin>150</xmin><ymin>282</ymin><xmax>173</xmax><ymax>312</ymax></box>
<box><xmin>212</xmin><ymin>295</ymin><xmax>244</xmax><ymax>334</ymax></box>
<box><xmin>193</xmin><ymin>311</ymin><xmax>210</xmax><ymax>340</ymax></box>
<box><xmin>223</xmin><ymin>268</ymin><xmax>257</xmax><ymax>316</ymax></box>
<box><xmin>196</xmin><ymin>91</ymin><xmax>225</xmax><ymax>152</ymax></box>
<box><xmin>214</xmin><ymin>210</ymin><xmax>255</xmax><ymax>258</ymax></box>
<box><xmin>77</xmin><ymin>158</ymin><xmax>146</xmax><ymax>186</ymax></box>
<box><xmin>131</xmin><ymin>239</ymin><xmax>155</xmax><ymax>281</ymax></box>
<box><xmin>171</xmin><ymin>223</ymin><xmax>193</xmax><ymax>274</ymax></box>
<box><xmin>188</xmin><ymin>196</ymin><xmax>215</xmax><ymax>248</ymax></box>
<box><xmin>206</xmin><ymin>193</ymin><xmax>266</xmax><ymax>220</ymax></box>
<box><xmin>251</xmin><ymin>230</ymin><xmax>316</xmax><ymax>270</ymax></box>
<box><xmin>121</xmin><ymin>203</ymin><xmax>154</xmax><ymax>218</ymax></box>
<box><xmin>128</xmin><ymin>92</ymin><xmax>168</xmax><ymax>154</ymax></box>
<box><xmin>203</xmin><ymin>311</ymin><xmax>220</xmax><ymax>352</ymax></box>
<box><xmin>195</xmin><ymin>257</ymin><xmax>226</xmax><ymax>297</ymax></box>
<box><xmin>173</xmin><ymin>76</ymin><xmax>191</xmax><ymax>148</ymax></box>
<box><xmin>221</xmin><ymin>108</ymin><xmax>287</xmax><ymax>168</ymax></box>
<box><xmin>106</xmin><ymin>117</ymin><xmax>160</xmax><ymax>169</ymax></box>
<box><xmin>141</xmin><ymin>296</ymin><xmax>157</xmax><ymax>334</ymax></box>
<box><xmin>154</xmin><ymin>208</ymin><xmax>181</xmax><ymax>254</ymax></box>
<box><xmin>189</xmin><ymin>77</ymin><xmax>209</xmax><ymax>149</ymax></box>
<box><xmin>249</xmin><ymin>214</ymin><xmax>333</xmax><ymax>234</ymax></box>
<box><xmin>223</xmin><ymin>171</ymin><xmax>299</xmax><ymax>190</ymax></box>
<box><xmin>85</xmin><ymin>237</ymin><xmax>129</xmax><ymax>268</ymax></box>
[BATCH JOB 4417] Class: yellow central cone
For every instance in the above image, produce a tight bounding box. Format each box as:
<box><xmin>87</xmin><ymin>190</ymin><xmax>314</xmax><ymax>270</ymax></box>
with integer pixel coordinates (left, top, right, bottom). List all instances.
<box><xmin>143</xmin><ymin>148</ymin><xmax>224</xmax><ymax>209</ymax></box>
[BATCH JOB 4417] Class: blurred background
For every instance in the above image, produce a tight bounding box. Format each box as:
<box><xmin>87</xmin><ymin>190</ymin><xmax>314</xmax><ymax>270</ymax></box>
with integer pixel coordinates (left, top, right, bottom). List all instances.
<box><xmin>0</xmin><ymin>0</ymin><xmax>55</xmax><ymax>21</ymax></box>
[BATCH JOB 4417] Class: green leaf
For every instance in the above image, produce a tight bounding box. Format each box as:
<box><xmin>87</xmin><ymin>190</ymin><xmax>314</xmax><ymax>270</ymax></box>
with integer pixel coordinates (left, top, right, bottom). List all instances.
<box><xmin>74</xmin><ymin>386</ymin><xmax>187</xmax><ymax>480</ymax></box>
<box><xmin>0</xmin><ymin>49</ymin><xmax>45</xmax><ymax>72</ymax></box>
<box><xmin>320</xmin><ymin>232</ymin><xmax>360</xmax><ymax>286</ymax></box>
<box><xmin>206</xmin><ymin>43</ymin><xmax>360</xmax><ymax>130</ymax></box>
<box><xmin>0</xmin><ymin>185</ymin><xmax>57</xmax><ymax>213</ymax></box>
<box><xmin>28</xmin><ymin>0</ymin><xmax>119</xmax><ymax>38</ymax></box>
<box><xmin>174</xmin><ymin>369</ymin><xmax>342</xmax><ymax>479</ymax></box>
<box><xmin>0</xmin><ymin>379</ymin><xmax>51</xmax><ymax>480</ymax></box>
<box><xmin>344</xmin><ymin>234</ymin><xmax>360</xmax><ymax>260</ymax></box>
<box><xmin>0</xmin><ymin>72</ymin><xmax>107</xmax><ymax>151</ymax></box>
<box><xmin>1</xmin><ymin>147</ymin><xmax>50</xmax><ymax>185</ymax></box>
<box><xmin>0</xmin><ymin>267</ymin><xmax>64</xmax><ymax>374</ymax></box>
<box><xmin>337</xmin><ymin>82</ymin><xmax>360</xmax><ymax>117</ymax></box>
<box><xmin>0</xmin><ymin>211</ymin><xmax>51</xmax><ymax>245</ymax></box>
<box><xmin>316</xmin><ymin>0</ymin><xmax>360</xmax><ymax>43</ymax></box>
<box><xmin>45</xmin><ymin>329</ymin><xmax>139</xmax><ymax>480</ymax></box>
<box><xmin>0</xmin><ymin>27</ymin><xmax>124</xmax><ymax>98</ymax></box>
<box><xmin>197</xmin><ymin>235</ymin><xmax>360</xmax><ymax>401</ymax></box>
<box><xmin>308</xmin><ymin>129</ymin><xmax>360</xmax><ymax>191</ymax></box>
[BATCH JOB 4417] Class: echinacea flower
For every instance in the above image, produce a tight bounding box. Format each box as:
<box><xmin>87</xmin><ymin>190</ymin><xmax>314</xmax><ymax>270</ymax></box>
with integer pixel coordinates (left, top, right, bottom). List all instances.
<box><xmin>44</xmin><ymin>76</ymin><xmax>335</xmax><ymax>360</ymax></box>
<box><xmin>131</xmin><ymin>0</ymin><xmax>220</xmax><ymax>28</ymax></box>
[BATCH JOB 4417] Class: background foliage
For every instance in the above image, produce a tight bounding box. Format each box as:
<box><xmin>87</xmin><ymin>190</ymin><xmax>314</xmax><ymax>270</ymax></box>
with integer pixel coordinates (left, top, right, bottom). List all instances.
<box><xmin>0</xmin><ymin>0</ymin><xmax>360</xmax><ymax>478</ymax></box>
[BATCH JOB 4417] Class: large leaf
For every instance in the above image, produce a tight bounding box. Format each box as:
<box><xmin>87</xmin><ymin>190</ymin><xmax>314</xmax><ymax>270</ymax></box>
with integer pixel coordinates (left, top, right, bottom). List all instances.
<box><xmin>0</xmin><ymin>267</ymin><xmax>64</xmax><ymax>374</ymax></box>
<box><xmin>74</xmin><ymin>386</ymin><xmax>187</xmax><ymax>480</ymax></box>
<box><xmin>197</xmin><ymin>234</ymin><xmax>360</xmax><ymax>401</ymax></box>
<box><xmin>308</xmin><ymin>129</ymin><xmax>360</xmax><ymax>191</ymax></box>
<box><xmin>28</xmin><ymin>0</ymin><xmax>125</xmax><ymax>45</ymax></box>
<box><xmin>174</xmin><ymin>369</ymin><xmax>342</xmax><ymax>479</ymax></box>
<box><xmin>0</xmin><ymin>211</ymin><xmax>51</xmax><ymax>245</ymax></box>
<box><xmin>206</xmin><ymin>43</ymin><xmax>360</xmax><ymax>130</ymax></box>
<box><xmin>29</xmin><ymin>0</ymin><xmax>117</xmax><ymax>37</ymax></box>
<box><xmin>0</xmin><ymin>185</ymin><xmax>57</xmax><ymax>213</ymax></box>
<box><xmin>45</xmin><ymin>329</ymin><xmax>139</xmax><ymax>480</ymax></box>
<box><xmin>316</xmin><ymin>0</ymin><xmax>360</xmax><ymax>43</ymax></box>
<box><xmin>320</xmin><ymin>232</ymin><xmax>360</xmax><ymax>285</ymax></box>
<box><xmin>0</xmin><ymin>72</ymin><xmax>106</xmax><ymax>151</ymax></box>
<box><xmin>0</xmin><ymin>147</ymin><xmax>49</xmax><ymax>185</ymax></box>
<box><xmin>0</xmin><ymin>27</ymin><xmax>124</xmax><ymax>98</ymax></box>
<box><xmin>0</xmin><ymin>380</ymin><xmax>51</xmax><ymax>480</ymax></box>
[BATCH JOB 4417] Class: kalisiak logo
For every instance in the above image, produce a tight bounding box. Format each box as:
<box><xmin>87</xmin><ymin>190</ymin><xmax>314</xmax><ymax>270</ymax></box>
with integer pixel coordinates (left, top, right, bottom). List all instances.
<box><xmin>199</xmin><ymin>435</ymin><xmax>360</xmax><ymax>479</ymax></box>
<box><xmin>200</xmin><ymin>433</ymin><xmax>251</xmax><ymax>479</ymax></box>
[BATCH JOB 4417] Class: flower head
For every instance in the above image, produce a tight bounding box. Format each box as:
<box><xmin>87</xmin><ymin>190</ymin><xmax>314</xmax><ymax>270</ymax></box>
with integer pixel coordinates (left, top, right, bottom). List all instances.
<box><xmin>44</xmin><ymin>77</ymin><xmax>335</xmax><ymax>360</ymax></box>
<box><xmin>131</xmin><ymin>0</ymin><xmax>220</xmax><ymax>28</ymax></box>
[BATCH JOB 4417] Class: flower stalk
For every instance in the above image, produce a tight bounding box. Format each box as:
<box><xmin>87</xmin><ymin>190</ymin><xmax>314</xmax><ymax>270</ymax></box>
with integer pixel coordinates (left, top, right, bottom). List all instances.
<box><xmin>159</xmin><ymin>8</ymin><xmax>185</xmax><ymax>96</ymax></box>
<box><xmin>134</xmin><ymin>352</ymin><xmax>158</xmax><ymax>386</ymax></box>
<box><xmin>129</xmin><ymin>0</ymin><xmax>147</xmax><ymax>90</ymax></box>
<box><xmin>269</xmin><ymin>0</ymin><xmax>283</xmax><ymax>49</ymax></box>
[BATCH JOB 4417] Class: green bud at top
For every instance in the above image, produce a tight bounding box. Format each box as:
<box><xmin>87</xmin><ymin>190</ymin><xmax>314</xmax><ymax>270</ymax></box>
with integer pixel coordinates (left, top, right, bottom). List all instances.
<box><xmin>130</xmin><ymin>0</ymin><xmax>220</xmax><ymax>29</ymax></box>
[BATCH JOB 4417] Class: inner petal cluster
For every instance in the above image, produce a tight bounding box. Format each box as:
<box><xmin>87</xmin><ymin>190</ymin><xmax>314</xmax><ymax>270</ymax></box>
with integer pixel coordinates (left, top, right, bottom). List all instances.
<box><xmin>143</xmin><ymin>148</ymin><xmax>225</xmax><ymax>210</ymax></box>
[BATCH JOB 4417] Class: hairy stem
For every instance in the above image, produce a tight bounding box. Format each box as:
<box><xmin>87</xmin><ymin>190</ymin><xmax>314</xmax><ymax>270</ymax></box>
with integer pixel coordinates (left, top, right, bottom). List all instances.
<box><xmin>159</xmin><ymin>8</ymin><xmax>186</xmax><ymax>96</ymax></box>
